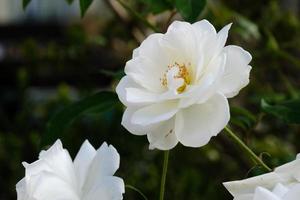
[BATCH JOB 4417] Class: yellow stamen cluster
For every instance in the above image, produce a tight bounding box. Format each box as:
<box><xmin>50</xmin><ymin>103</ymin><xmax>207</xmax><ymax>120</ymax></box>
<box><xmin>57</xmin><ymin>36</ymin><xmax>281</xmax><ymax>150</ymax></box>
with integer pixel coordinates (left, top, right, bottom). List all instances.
<box><xmin>160</xmin><ymin>62</ymin><xmax>191</xmax><ymax>93</ymax></box>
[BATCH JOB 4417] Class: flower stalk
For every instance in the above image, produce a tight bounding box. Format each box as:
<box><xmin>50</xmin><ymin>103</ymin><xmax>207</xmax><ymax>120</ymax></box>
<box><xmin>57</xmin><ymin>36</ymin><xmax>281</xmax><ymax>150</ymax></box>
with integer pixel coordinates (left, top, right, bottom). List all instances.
<box><xmin>125</xmin><ymin>185</ymin><xmax>148</xmax><ymax>200</ymax></box>
<box><xmin>159</xmin><ymin>150</ymin><xmax>170</xmax><ymax>200</ymax></box>
<box><xmin>224</xmin><ymin>126</ymin><xmax>272</xmax><ymax>172</ymax></box>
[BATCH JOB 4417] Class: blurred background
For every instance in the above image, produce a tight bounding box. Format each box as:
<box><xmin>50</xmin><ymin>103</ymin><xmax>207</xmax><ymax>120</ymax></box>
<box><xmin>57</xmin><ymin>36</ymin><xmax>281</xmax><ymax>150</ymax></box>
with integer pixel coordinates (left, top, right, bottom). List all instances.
<box><xmin>0</xmin><ymin>0</ymin><xmax>300</xmax><ymax>199</ymax></box>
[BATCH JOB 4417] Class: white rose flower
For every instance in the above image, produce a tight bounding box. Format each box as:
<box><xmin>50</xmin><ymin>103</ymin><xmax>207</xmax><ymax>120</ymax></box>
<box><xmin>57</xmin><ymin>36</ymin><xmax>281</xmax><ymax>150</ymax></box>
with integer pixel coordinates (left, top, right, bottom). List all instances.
<box><xmin>116</xmin><ymin>20</ymin><xmax>252</xmax><ymax>150</ymax></box>
<box><xmin>16</xmin><ymin>140</ymin><xmax>125</xmax><ymax>200</ymax></box>
<box><xmin>223</xmin><ymin>154</ymin><xmax>300</xmax><ymax>200</ymax></box>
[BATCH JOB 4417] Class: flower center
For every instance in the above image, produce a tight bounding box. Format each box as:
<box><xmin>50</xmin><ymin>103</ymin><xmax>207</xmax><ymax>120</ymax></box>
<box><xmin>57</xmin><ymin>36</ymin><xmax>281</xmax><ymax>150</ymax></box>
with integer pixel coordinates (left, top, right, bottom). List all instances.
<box><xmin>161</xmin><ymin>62</ymin><xmax>191</xmax><ymax>93</ymax></box>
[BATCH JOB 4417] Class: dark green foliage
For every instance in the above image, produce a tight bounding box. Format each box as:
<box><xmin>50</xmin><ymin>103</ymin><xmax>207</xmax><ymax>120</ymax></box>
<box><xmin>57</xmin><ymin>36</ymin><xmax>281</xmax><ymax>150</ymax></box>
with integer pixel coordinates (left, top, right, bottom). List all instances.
<box><xmin>80</xmin><ymin>0</ymin><xmax>94</xmax><ymax>17</ymax></box>
<box><xmin>138</xmin><ymin>0</ymin><xmax>206</xmax><ymax>22</ymax></box>
<box><xmin>174</xmin><ymin>0</ymin><xmax>206</xmax><ymax>22</ymax></box>
<box><xmin>261</xmin><ymin>99</ymin><xmax>300</xmax><ymax>124</ymax></box>
<box><xmin>42</xmin><ymin>91</ymin><xmax>118</xmax><ymax>147</ymax></box>
<box><xmin>230</xmin><ymin>107</ymin><xmax>257</xmax><ymax>130</ymax></box>
<box><xmin>66</xmin><ymin>0</ymin><xmax>75</xmax><ymax>5</ymax></box>
<box><xmin>138</xmin><ymin>0</ymin><xmax>173</xmax><ymax>14</ymax></box>
<box><xmin>22</xmin><ymin>0</ymin><xmax>31</xmax><ymax>9</ymax></box>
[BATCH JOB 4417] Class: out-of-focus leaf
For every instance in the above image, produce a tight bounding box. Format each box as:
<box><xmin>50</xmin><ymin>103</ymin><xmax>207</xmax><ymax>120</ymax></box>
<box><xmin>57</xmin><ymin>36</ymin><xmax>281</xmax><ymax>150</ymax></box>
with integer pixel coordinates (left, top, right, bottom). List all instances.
<box><xmin>236</xmin><ymin>15</ymin><xmax>261</xmax><ymax>40</ymax></box>
<box><xmin>66</xmin><ymin>0</ymin><xmax>75</xmax><ymax>5</ymax></box>
<box><xmin>261</xmin><ymin>99</ymin><xmax>300</xmax><ymax>124</ymax></box>
<box><xmin>230</xmin><ymin>106</ymin><xmax>257</xmax><ymax>130</ymax></box>
<box><xmin>23</xmin><ymin>0</ymin><xmax>31</xmax><ymax>9</ymax></box>
<box><xmin>42</xmin><ymin>91</ymin><xmax>118</xmax><ymax>147</ymax></box>
<box><xmin>138</xmin><ymin>0</ymin><xmax>173</xmax><ymax>13</ymax></box>
<box><xmin>80</xmin><ymin>0</ymin><xmax>94</xmax><ymax>17</ymax></box>
<box><xmin>99</xmin><ymin>69</ymin><xmax>125</xmax><ymax>80</ymax></box>
<box><xmin>175</xmin><ymin>0</ymin><xmax>206</xmax><ymax>23</ymax></box>
<box><xmin>265</xmin><ymin>30</ymin><xmax>279</xmax><ymax>51</ymax></box>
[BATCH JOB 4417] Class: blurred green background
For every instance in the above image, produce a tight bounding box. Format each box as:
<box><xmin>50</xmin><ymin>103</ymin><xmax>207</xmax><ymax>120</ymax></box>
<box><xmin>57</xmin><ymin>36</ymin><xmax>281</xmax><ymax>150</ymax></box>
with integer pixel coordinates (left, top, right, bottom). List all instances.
<box><xmin>0</xmin><ymin>0</ymin><xmax>300</xmax><ymax>199</ymax></box>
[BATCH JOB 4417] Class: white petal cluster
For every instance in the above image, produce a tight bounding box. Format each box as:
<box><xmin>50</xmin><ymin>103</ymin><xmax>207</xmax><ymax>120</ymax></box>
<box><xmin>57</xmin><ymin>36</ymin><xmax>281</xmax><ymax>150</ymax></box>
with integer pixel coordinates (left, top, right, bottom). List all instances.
<box><xmin>116</xmin><ymin>20</ymin><xmax>252</xmax><ymax>150</ymax></box>
<box><xmin>16</xmin><ymin>140</ymin><xmax>125</xmax><ymax>200</ymax></box>
<box><xmin>224</xmin><ymin>154</ymin><xmax>300</xmax><ymax>200</ymax></box>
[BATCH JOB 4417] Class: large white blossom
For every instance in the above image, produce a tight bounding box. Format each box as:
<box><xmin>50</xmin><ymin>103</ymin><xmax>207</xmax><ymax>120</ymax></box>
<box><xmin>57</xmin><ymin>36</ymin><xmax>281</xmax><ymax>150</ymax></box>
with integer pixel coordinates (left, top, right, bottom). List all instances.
<box><xmin>224</xmin><ymin>154</ymin><xmax>300</xmax><ymax>200</ymax></box>
<box><xmin>16</xmin><ymin>140</ymin><xmax>125</xmax><ymax>200</ymax></box>
<box><xmin>116</xmin><ymin>20</ymin><xmax>252</xmax><ymax>150</ymax></box>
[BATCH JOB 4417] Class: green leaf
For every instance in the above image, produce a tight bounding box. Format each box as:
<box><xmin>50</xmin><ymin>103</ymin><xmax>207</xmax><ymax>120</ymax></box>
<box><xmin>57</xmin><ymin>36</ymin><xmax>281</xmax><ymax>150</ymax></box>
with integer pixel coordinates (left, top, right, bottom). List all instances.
<box><xmin>66</xmin><ymin>0</ymin><xmax>75</xmax><ymax>5</ymax></box>
<box><xmin>235</xmin><ymin>15</ymin><xmax>261</xmax><ymax>40</ymax></box>
<box><xmin>138</xmin><ymin>0</ymin><xmax>173</xmax><ymax>14</ymax></box>
<box><xmin>42</xmin><ymin>91</ymin><xmax>118</xmax><ymax>147</ymax></box>
<box><xmin>80</xmin><ymin>0</ymin><xmax>94</xmax><ymax>17</ymax></box>
<box><xmin>98</xmin><ymin>69</ymin><xmax>125</xmax><ymax>80</ymax></box>
<box><xmin>261</xmin><ymin>99</ymin><xmax>300</xmax><ymax>124</ymax></box>
<box><xmin>175</xmin><ymin>0</ymin><xmax>206</xmax><ymax>22</ymax></box>
<box><xmin>23</xmin><ymin>0</ymin><xmax>31</xmax><ymax>9</ymax></box>
<box><xmin>230</xmin><ymin>106</ymin><xmax>257</xmax><ymax>130</ymax></box>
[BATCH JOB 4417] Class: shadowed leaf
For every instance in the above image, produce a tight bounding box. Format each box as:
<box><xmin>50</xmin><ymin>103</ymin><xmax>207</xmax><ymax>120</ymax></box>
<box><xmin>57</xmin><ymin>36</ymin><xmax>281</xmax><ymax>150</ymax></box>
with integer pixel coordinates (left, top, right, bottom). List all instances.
<box><xmin>42</xmin><ymin>91</ymin><xmax>119</xmax><ymax>147</ymax></box>
<box><xmin>261</xmin><ymin>99</ymin><xmax>300</xmax><ymax>124</ymax></box>
<box><xmin>80</xmin><ymin>0</ymin><xmax>94</xmax><ymax>17</ymax></box>
<box><xmin>66</xmin><ymin>0</ymin><xmax>75</xmax><ymax>5</ymax></box>
<box><xmin>175</xmin><ymin>0</ymin><xmax>206</xmax><ymax>22</ymax></box>
<box><xmin>138</xmin><ymin>0</ymin><xmax>173</xmax><ymax>14</ymax></box>
<box><xmin>23</xmin><ymin>0</ymin><xmax>31</xmax><ymax>9</ymax></box>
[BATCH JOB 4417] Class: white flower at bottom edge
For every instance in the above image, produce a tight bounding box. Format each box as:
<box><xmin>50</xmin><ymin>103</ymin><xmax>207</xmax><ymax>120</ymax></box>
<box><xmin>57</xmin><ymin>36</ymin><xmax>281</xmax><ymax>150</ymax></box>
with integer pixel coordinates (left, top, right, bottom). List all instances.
<box><xmin>116</xmin><ymin>19</ymin><xmax>252</xmax><ymax>150</ymax></box>
<box><xmin>16</xmin><ymin>140</ymin><xmax>125</xmax><ymax>200</ymax></box>
<box><xmin>223</xmin><ymin>154</ymin><xmax>300</xmax><ymax>200</ymax></box>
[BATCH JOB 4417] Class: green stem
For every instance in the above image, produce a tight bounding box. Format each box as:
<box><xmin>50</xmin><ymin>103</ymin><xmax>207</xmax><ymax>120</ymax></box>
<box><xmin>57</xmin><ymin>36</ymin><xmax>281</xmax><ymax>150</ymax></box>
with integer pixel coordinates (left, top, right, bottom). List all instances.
<box><xmin>224</xmin><ymin>126</ymin><xmax>272</xmax><ymax>172</ymax></box>
<box><xmin>125</xmin><ymin>184</ymin><xmax>148</xmax><ymax>200</ymax></box>
<box><xmin>115</xmin><ymin>0</ymin><xmax>159</xmax><ymax>32</ymax></box>
<box><xmin>159</xmin><ymin>150</ymin><xmax>170</xmax><ymax>200</ymax></box>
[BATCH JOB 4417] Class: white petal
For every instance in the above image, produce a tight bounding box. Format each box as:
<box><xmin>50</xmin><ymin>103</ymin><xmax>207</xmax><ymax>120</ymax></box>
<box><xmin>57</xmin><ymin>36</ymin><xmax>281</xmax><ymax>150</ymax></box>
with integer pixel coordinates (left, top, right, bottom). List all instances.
<box><xmin>272</xmin><ymin>183</ymin><xmax>289</xmax><ymax>198</ymax></box>
<box><xmin>83</xmin><ymin>143</ymin><xmax>120</xmax><ymax>193</ymax></box>
<box><xmin>194</xmin><ymin>52</ymin><xmax>204</xmax><ymax>82</ymax></box>
<box><xmin>175</xmin><ymin>93</ymin><xmax>229</xmax><ymax>147</ymax></box>
<box><xmin>126</xmin><ymin>87</ymin><xmax>159</xmax><ymax>104</ymax></box>
<box><xmin>125</xmin><ymin>57</ymin><xmax>165</xmax><ymax>93</ymax></box>
<box><xmin>162</xmin><ymin>20</ymin><xmax>198</xmax><ymax>65</ymax></box>
<box><xmin>192</xmin><ymin>20</ymin><xmax>217</xmax><ymax>80</ymax></box>
<box><xmin>22</xmin><ymin>160</ymin><xmax>51</xmax><ymax>179</ymax></box>
<box><xmin>73</xmin><ymin>140</ymin><xmax>96</xmax><ymax>190</ymax></box>
<box><xmin>179</xmin><ymin>52</ymin><xmax>227</xmax><ymax>108</ymax></box>
<box><xmin>192</xmin><ymin>19</ymin><xmax>216</xmax><ymax>37</ymax></box>
<box><xmin>116</xmin><ymin>76</ymin><xmax>162</xmax><ymax>105</ymax></box>
<box><xmin>135</xmin><ymin>33</ymin><xmax>171</xmax><ymax>67</ymax></box>
<box><xmin>275</xmin><ymin>156</ymin><xmax>300</xmax><ymax>182</ymax></box>
<box><xmin>28</xmin><ymin>140</ymin><xmax>77</xmax><ymax>190</ymax></box>
<box><xmin>218</xmin><ymin>45</ymin><xmax>252</xmax><ymax>98</ymax></box>
<box><xmin>216</xmin><ymin>23</ymin><xmax>232</xmax><ymax>54</ymax></box>
<box><xmin>131</xmin><ymin>101</ymin><xmax>178</xmax><ymax>126</ymax></box>
<box><xmin>233</xmin><ymin>194</ymin><xmax>254</xmax><ymax>200</ymax></box>
<box><xmin>253</xmin><ymin>187</ymin><xmax>280</xmax><ymax>200</ymax></box>
<box><xmin>30</xmin><ymin>171</ymin><xmax>79</xmax><ymax>200</ymax></box>
<box><xmin>125</xmin><ymin>33</ymin><xmax>171</xmax><ymax>93</ymax></box>
<box><xmin>121</xmin><ymin>107</ymin><xmax>149</xmax><ymax>135</ymax></box>
<box><xmin>223</xmin><ymin>172</ymin><xmax>282</xmax><ymax>197</ymax></box>
<box><xmin>200</xmin><ymin>23</ymin><xmax>231</xmax><ymax>67</ymax></box>
<box><xmin>16</xmin><ymin>178</ymin><xmax>28</xmax><ymax>200</ymax></box>
<box><xmin>283</xmin><ymin>184</ymin><xmax>300</xmax><ymax>200</ymax></box>
<box><xmin>147</xmin><ymin>117</ymin><xmax>178</xmax><ymax>150</ymax></box>
<box><xmin>83</xmin><ymin>176</ymin><xmax>124</xmax><ymax>200</ymax></box>
<box><xmin>116</xmin><ymin>76</ymin><xmax>141</xmax><ymax>106</ymax></box>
